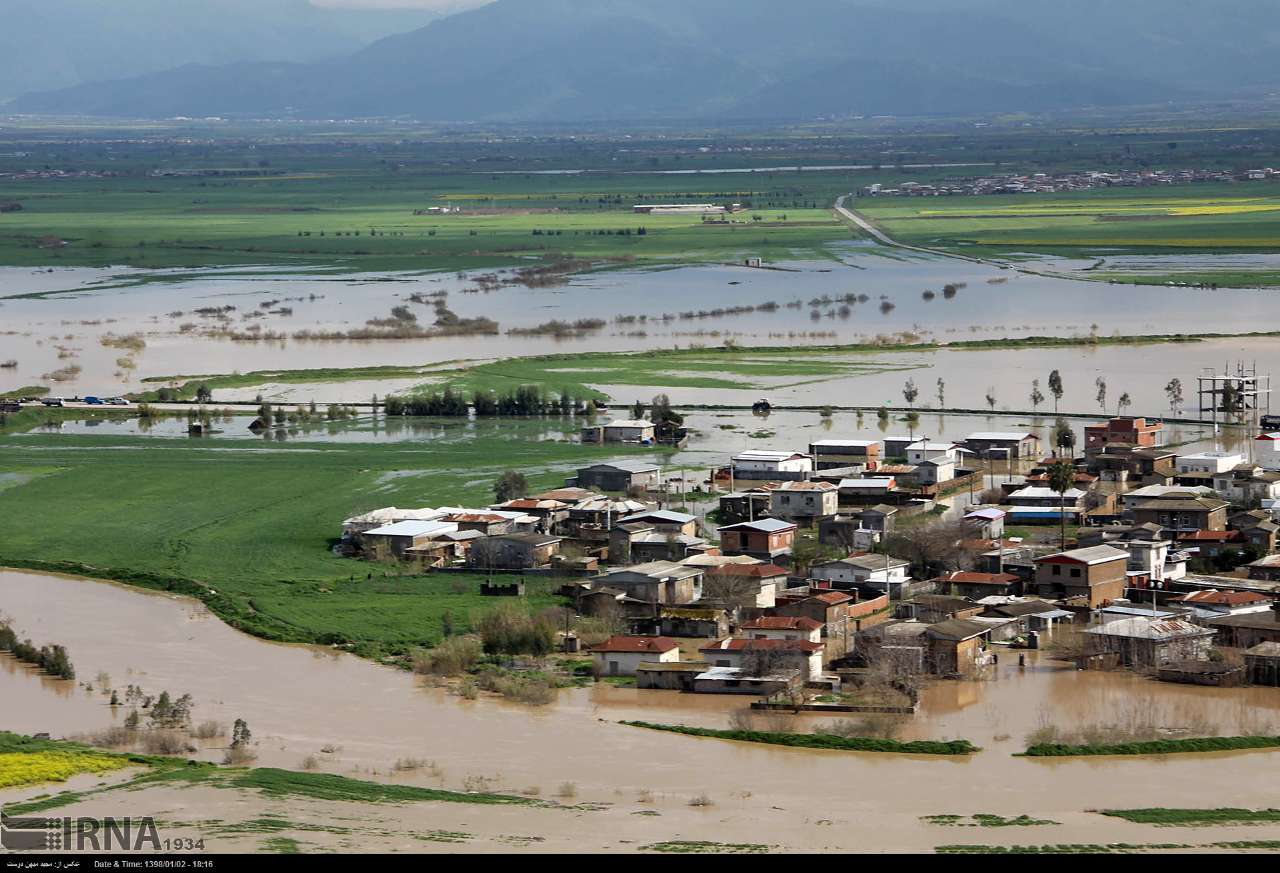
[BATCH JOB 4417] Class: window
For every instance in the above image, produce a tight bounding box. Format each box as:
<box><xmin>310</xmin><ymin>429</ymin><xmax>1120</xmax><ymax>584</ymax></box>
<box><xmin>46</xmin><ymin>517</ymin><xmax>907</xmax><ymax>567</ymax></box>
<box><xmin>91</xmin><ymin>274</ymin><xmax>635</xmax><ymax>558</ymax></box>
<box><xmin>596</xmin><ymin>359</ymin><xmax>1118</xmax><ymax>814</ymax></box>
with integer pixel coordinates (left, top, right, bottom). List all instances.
<box><xmin>1070</xmin><ymin>568</ymin><xmax>1081</xmax><ymax>578</ymax></box>
<box><xmin>1052</xmin><ymin>565</ymin><xmax>1061</xmax><ymax>576</ymax></box>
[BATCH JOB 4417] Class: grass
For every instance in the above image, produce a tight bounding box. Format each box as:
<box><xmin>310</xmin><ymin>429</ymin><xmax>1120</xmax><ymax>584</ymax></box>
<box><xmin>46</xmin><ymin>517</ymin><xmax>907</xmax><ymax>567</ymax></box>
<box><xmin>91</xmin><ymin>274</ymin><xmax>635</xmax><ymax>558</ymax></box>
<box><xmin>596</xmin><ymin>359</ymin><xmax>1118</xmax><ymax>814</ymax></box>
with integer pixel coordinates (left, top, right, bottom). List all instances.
<box><xmin>642</xmin><ymin>840</ymin><xmax>772</xmax><ymax>854</ymax></box>
<box><xmin>0</xmin><ymin>419</ymin><xmax>666</xmax><ymax>655</ymax></box>
<box><xmin>620</xmin><ymin>721</ymin><xmax>978</xmax><ymax>755</ymax></box>
<box><xmin>923</xmin><ymin>814</ymin><xmax>1059</xmax><ymax>827</ymax></box>
<box><xmin>1100</xmin><ymin>808</ymin><xmax>1280</xmax><ymax>826</ymax></box>
<box><xmin>935</xmin><ymin>841</ymin><xmax>1280</xmax><ymax>854</ymax></box>
<box><xmin>0</xmin><ymin>153</ymin><xmax>859</xmax><ymax>276</ymax></box>
<box><xmin>858</xmin><ymin>184</ymin><xmax>1280</xmax><ymax>258</ymax></box>
<box><xmin>1021</xmin><ymin>736</ymin><xmax>1280</xmax><ymax>757</ymax></box>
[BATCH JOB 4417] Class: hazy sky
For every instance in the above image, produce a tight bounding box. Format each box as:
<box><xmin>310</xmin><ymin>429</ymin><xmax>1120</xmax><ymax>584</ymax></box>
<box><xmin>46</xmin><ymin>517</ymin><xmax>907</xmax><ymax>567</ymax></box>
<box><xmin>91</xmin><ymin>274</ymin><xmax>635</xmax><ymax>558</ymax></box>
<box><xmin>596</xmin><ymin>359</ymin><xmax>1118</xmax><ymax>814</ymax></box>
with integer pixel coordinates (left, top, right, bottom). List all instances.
<box><xmin>312</xmin><ymin>0</ymin><xmax>494</xmax><ymax>10</ymax></box>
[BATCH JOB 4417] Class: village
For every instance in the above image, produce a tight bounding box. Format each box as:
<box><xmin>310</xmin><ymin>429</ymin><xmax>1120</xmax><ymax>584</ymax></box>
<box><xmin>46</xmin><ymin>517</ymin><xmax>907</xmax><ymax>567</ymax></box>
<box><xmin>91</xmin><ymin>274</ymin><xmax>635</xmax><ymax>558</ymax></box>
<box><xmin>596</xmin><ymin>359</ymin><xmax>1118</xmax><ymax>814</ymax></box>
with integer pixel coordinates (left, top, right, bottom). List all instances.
<box><xmin>857</xmin><ymin>166</ymin><xmax>1280</xmax><ymax>198</ymax></box>
<box><xmin>337</xmin><ymin>386</ymin><xmax>1280</xmax><ymax>715</ymax></box>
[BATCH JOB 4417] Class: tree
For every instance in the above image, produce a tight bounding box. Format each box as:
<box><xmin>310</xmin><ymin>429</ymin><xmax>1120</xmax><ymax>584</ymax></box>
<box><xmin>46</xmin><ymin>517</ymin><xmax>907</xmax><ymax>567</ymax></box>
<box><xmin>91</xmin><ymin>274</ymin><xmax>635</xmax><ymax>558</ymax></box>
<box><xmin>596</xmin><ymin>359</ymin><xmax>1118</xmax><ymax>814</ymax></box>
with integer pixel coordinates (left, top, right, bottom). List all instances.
<box><xmin>935</xmin><ymin>378</ymin><xmax>945</xmax><ymax>408</ymax></box>
<box><xmin>885</xmin><ymin>521</ymin><xmax>967</xmax><ymax>580</ymax></box>
<box><xmin>1053</xmin><ymin>418</ymin><xmax>1076</xmax><ymax>457</ymax></box>
<box><xmin>1095</xmin><ymin>377</ymin><xmax>1107</xmax><ymax>411</ymax></box>
<box><xmin>631</xmin><ymin>399</ymin><xmax>645</xmax><ymax>420</ymax></box>
<box><xmin>1165</xmin><ymin>377</ymin><xmax>1184</xmax><ymax>416</ymax></box>
<box><xmin>985</xmin><ymin>387</ymin><xmax>997</xmax><ymax>413</ymax></box>
<box><xmin>493</xmin><ymin>470</ymin><xmax>529</xmax><ymax>502</ymax></box>
<box><xmin>902</xmin><ymin>378</ymin><xmax>918</xmax><ymax>408</ymax></box>
<box><xmin>1221</xmin><ymin>381</ymin><xmax>1239</xmax><ymax>417</ymax></box>
<box><xmin>790</xmin><ymin>538</ymin><xmax>841</xmax><ymax>577</ymax></box>
<box><xmin>1029</xmin><ymin>379</ymin><xmax>1044</xmax><ymax>412</ymax></box>
<box><xmin>1046</xmin><ymin>459</ymin><xmax>1076</xmax><ymax>550</ymax></box>
<box><xmin>702</xmin><ymin>572</ymin><xmax>764</xmax><ymax>618</ymax></box>
<box><xmin>1048</xmin><ymin>369</ymin><xmax>1064</xmax><ymax>413</ymax></box>
<box><xmin>1117</xmin><ymin>392</ymin><xmax>1132</xmax><ymax>416</ymax></box>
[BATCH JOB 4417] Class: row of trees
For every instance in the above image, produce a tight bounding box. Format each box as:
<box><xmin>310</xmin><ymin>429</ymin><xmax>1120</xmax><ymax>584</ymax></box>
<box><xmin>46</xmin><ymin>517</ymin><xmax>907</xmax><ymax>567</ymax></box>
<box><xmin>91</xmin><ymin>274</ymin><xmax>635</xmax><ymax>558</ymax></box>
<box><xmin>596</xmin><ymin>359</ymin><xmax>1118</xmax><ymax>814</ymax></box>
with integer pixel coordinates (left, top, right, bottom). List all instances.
<box><xmin>0</xmin><ymin>623</ymin><xmax>75</xmax><ymax>679</ymax></box>
<box><xmin>384</xmin><ymin>386</ymin><xmax>598</xmax><ymax>418</ymax></box>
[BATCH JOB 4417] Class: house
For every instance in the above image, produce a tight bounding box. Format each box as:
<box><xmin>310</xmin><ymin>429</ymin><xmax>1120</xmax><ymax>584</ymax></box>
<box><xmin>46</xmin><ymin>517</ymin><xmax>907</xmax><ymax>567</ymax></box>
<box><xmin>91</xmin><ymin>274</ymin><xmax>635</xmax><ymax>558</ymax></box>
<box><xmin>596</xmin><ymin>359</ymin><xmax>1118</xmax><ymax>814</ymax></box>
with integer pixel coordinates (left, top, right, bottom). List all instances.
<box><xmin>1123</xmin><ymin>484</ymin><xmax>1218</xmax><ymax>512</ymax></box>
<box><xmin>770</xmin><ymin>480</ymin><xmax>838</xmax><ymax>522</ymax></box>
<box><xmin>773</xmin><ymin>589</ymin><xmax>856</xmax><ymax>637</ymax></box>
<box><xmin>592</xmin><ymin>561</ymin><xmax>705</xmax><ymax>605</ymax></box>
<box><xmin>636</xmin><ymin>660</ymin><xmax>709</xmax><ymax>691</ymax></box>
<box><xmin>1084</xmin><ymin>417</ymin><xmax>1164</xmax><ymax>454</ymax></box>
<box><xmin>810</xmin><ymin>439</ymin><xmax>880</xmax><ymax>470</ymax></box>
<box><xmin>899</xmin><ymin>594</ymin><xmax>984</xmax><ymax>623</ymax></box>
<box><xmin>1129</xmin><ymin>495</ymin><xmax>1229</xmax><ymax>534</ymax></box>
<box><xmin>701</xmin><ymin>562</ymin><xmax>788</xmax><ymax>609</ymax></box>
<box><xmin>360</xmin><ymin>519</ymin><xmax>458</xmax><ymax>558</ymax></box>
<box><xmin>962</xmin><ymin>431</ymin><xmax>1041</xmax><ymax>459</ymax></box>
<box><xmin>882</xmin><ymin>436</ymin><xmax>917</xmax><ymax>460</ymax></box>
<box><xmin>342</xmin><ymin>506</ymin><xmax>448</xmax><ymax>537</ymax></box>
<box><xmin>1217</xmin><ymin>468</ymin><xmax>1280</xmax><ymax>509</ymax></box>
<box><xmin>1169</xmin><ymin>589</ymin><xmax>1273</xmax><ymax>619</ymax></box>
<box><xmin>581</xmin><ymin>419</ymin><xmax>656</xmax><ymax>444</ymax></box>
<box><xmin>699</xmin><ymin>637</ymin><xmax>824</xmax><ymax>678</ymax></box>
<box><xmin>647</xmin><ymin>607</ymin><xmax>730</xmax><ymax>639</ymax></box>
<box><xmin>838</xmin><ymin>477</ymin><xmax>897</xmax><ymax>505</ymax></box>
<box><xmin>574</xmin><ymin>461</ymin><xmax>661</xmax><ymax>492</ymax></box>
<box><xmin>1232</xmin><ymin>510</ymin><xmax>1280</xmax><ymax>553</ymax></box>
<box><xmin>811</xmin><ymin>554</ymin><xmax>911</xmax><ymax>596</ymax></box>
<box><xmin>1034</xmin><ymin>545</ymin><xmax>1129</xmax><ymax>608</ymax></box>
<box><xmin>716</xmin><ymin>489</ymin><xmax>775</xmax><ymax>525</ymax></box>
<box><xmin>1083</xmin><ymin>617</ymin><xmax>1215</xmax><ymax>667</ymax></box>
<box><xmin>445</xmin><ymin>511</ymin><xmax>519</xmax><ymax>536</ymax></box>
<box><xmin>467</xmin><ymin>533</ymin><xmax>562</xmax><ymax>569</ymax></box>
<box><xmin>963</xmin><ymin>507</ymin><xmax>1006</xmax><ymax>539</ymax></box>
<box><xmin>628</xmin><ymin>531</ymin><xmax>713</xmax><ymax>563</ymax></box>
<box><xmin>738</xmin><ymin>616</ymin><xmax>823</xmax><ymax>643</ymax></box>
<box><xmin>731</xmin><ymin>450</ymin><xmax>813</xmax><ymax>480</ymax></box>
<box><xmin>1176</xmin><ymin>451</ymin><xmax>1244</xmax><ymax>475</ymax></box>
<box><xmin>690</xmin><ymin>665</ymin><xmax>800</xmax><ymax>696</ymax></box>
<box><xmin>618</xmin><ymin>509</ymin><xmax>698</xmax><ymax>536</ymax></box>
<box><xmin>483</xmin><ymin>500</ymin><xmax>567</xmax><ymax>530</ymax></box>
<box><xmin>981</xmin><ymin>598</ymin><xmax>1072</xmax><ymax>631</ymax></box>
<box><xmin>1245</xmin><ymin>554</ymin><xmax>1280</xmax><ymax>582</ymax></box>
<box><xmin>718</xmin><ymin>517</ymin><xmax>796</xmax><ymax>560</ymax></box>
<box><xmin>924</xmin><ymin>619</ymin><xmax>990</xmax><ymax>675</ymax></box>
<box><xmin>933</xmin><ymin>570</ymin><xmax>1022</xmax><ymax>599</ymax></box>
<box><xmin>916</xmin><ymin>456</ymin><xmax>957</xmax><ymax>486</ymax></box>
<box><xmin>1006</xmin><ymin>486</ymin><xmax>1087</xmax><ymax>525</ymax></box>
<box><xmin>1244</xmin><ymin>642</ymin><xmax>1280</xmax><ymax>686</ymax></box>
<box><xmin>1206</xmin><ymin>603</ymin><xmax>1280</xmax><ymax>648</ymax></box>
<box><xmin>1090</xmin><ymin>446</ymin><xmax>1177</xmax><ymax>485</ymax></box>
<box><xmin>565</xmin><ymin>496</ymin><xmax>649</xmax><ymax>532</ymax></box>
<box><xmin>905</xmin><ymin>441</ymin><xmax>961</xmax><ymax>466</ymax></box>
<box><xmin>533</xmin><ymin>487</ymin><xmax>599</xmax><ymax>506</ymax></box>
<box><xmin>589</xmin><ymin>636</ymin><xmax>680</xmax><ymax>676</ymax></box>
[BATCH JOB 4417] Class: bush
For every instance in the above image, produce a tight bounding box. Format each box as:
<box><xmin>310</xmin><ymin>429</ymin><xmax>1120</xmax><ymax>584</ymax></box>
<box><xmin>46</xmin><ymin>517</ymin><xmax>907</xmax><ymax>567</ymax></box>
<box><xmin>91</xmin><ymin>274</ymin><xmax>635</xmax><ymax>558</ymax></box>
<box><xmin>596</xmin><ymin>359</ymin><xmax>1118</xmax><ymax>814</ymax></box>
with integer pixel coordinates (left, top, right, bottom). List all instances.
<box><xmin>410</xmin><ymin>637</ymin><xmax>483</xmax><ymax>676</ymax></box>
<box><xmin>476</xmin><ymin>603</ymin><xmax>555</xmax><ymax>657</ymax></box>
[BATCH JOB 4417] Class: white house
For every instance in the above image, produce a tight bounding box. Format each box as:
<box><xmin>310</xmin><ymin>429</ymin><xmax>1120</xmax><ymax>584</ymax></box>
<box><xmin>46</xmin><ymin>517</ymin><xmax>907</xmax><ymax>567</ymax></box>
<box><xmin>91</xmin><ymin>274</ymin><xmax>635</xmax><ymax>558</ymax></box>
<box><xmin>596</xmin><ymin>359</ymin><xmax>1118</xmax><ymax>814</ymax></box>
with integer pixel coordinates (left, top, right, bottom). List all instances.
<box><xmin>905</xmin><ymin>441</ymin><xmax>959</xmax><ymax>465</ymax></box>
<box><xmin>732</xmin><ymin>450</ymin><xmax>813</xmax><ymax>475</ymax></box>
<box><xmin>811</xmin><ymin>554</ymin><xmax>911</xmax><ymax>594</ymax></box>
<box><xmin>589</xmin><ymin>636</ymin><xmax>680</xmax><ymax>676</ymax></box>
<box><xmin>1176</xmin><ymin>451</ymin><xmax>1244</xmax><ymax>474</ymax></box>
<box><xmin>770</xmin><ymin>481</ymin><xmax>839</xmax><ymax>520</ymax></box>
<box><xmin>698</xmin><ymin>637</ymin><xmax>824</xmax><ymax>679</ymax></box>
<box><xmin>737</xmin><ymin>616</ymin><xmax>823</xmax><ymax>643</ymax></box>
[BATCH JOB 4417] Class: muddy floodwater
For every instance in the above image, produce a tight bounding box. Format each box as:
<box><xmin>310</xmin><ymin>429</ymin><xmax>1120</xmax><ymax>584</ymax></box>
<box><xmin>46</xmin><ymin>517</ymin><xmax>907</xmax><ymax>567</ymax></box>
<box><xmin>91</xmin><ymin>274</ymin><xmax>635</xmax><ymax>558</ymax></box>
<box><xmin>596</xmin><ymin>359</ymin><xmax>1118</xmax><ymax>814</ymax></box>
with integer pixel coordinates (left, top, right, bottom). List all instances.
<box><xmin>4</xmin><ymin>568</ymin><xmax>1280</xmax><ymax>852</ymax></box>
<box><xmin>5</xmin><ymin>246</ymin><xmax>1280</xmax><ymax>413</ymax></box>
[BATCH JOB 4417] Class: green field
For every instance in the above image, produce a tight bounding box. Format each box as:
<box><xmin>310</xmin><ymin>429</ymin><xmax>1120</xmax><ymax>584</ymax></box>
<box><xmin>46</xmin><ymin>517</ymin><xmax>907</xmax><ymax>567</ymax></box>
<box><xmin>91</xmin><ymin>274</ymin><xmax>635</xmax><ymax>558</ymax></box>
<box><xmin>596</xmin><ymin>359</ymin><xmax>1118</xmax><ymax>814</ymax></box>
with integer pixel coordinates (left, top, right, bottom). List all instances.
<box><xmin>856</xmin><ymin>183</ymin><xmax>1280</xmax><ymax>259</ymax></box>
<box><xmin>0</xmin><ymin>158</ymin><xmax>860</xmax><ymax>273</ymax></box>
<box><xmin>0</xmin><ymin>420</ymin><xmax>667</xmax><ymax>656</ymax></box>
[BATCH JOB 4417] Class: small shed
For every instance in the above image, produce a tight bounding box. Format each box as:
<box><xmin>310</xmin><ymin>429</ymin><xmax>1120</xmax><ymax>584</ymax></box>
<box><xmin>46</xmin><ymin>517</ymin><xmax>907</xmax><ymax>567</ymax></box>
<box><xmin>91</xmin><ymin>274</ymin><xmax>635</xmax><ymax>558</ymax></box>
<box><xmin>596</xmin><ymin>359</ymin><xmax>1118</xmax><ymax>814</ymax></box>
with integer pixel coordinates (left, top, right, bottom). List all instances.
<box><xmin>1245</xmin><ymin>641</ymin><xmax>1280</xmax><ymax>686</ymax></box>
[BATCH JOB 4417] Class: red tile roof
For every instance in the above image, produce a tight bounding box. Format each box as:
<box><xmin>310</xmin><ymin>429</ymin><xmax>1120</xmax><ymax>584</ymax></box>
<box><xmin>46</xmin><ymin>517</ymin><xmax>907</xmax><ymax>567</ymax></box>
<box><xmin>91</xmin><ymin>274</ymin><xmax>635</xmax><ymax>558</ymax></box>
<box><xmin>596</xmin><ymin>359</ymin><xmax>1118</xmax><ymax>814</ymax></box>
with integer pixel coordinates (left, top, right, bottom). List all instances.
<box><xmin>1174</xmin><ymin>589</ymin><xmax>1270</xmax><ymax>606</ymax></box>
<box><xmin>810</xmin><ymin>591</ymin><xmax>853</xmax><ymax>605</ymax></box>
<box><xmin>589</xmin><ymin>635</ymin><xmax>680</xmax><ymax>654</ymax></box>
<box><xmin>739</xmin><ymin>616</ymin><xmax>823</xmax><ymax>632</ymax></box>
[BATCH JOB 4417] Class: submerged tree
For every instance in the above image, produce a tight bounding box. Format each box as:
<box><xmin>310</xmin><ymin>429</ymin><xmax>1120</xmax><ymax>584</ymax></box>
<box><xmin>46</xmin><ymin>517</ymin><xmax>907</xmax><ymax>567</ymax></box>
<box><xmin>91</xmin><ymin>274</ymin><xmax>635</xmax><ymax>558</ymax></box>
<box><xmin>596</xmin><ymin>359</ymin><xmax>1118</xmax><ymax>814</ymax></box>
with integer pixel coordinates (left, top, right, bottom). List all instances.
<box><xmin>902</xmin><ymin>378</ymin><xmax>919</xmax><ymax>409</ymax></box>
<box><xmin>1048</xmin><ymin>369</ymin><xmax>1064</xmax><ymax>413</ymax></box>
<box><xmin>1165</xmin><ymin>377</ymin><xmax>1184</xmax><ymax>416</ymax></box>
<box><xmin>1029</xmin><ymin>379</ymin><xmax>1044</xmax><ymax>413</ymax></box>
<box><xmin>1095</xmin><ymin>377</ymin><xmax>1107</xmax><ymax>412</ymax></box>
<box><xmin>493</xmin><ymin>470</ymin><xmax>529</xmax><ymax>502</ymax></box>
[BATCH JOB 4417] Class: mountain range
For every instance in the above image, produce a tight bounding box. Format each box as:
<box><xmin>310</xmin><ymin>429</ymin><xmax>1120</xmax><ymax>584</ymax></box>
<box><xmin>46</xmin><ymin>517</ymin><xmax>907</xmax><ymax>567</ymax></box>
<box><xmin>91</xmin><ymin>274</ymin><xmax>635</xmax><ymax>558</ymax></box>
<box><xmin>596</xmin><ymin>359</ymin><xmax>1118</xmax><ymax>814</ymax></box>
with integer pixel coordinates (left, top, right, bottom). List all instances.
<box><xmin>9</xmin><ymin>0</ymin><xmax>1280</xmax><ymax>122</ymax></box>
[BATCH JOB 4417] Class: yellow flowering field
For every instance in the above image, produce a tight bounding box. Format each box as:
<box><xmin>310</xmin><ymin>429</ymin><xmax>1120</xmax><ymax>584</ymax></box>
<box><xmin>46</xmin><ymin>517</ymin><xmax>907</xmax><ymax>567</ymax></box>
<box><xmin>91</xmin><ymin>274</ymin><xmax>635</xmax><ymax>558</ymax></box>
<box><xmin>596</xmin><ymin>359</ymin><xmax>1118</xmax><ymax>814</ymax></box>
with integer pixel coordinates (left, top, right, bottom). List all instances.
<box><xmin>0</xmin><ymin>751</ymin><xmax>131</xmax><ymax>788</ymax></box>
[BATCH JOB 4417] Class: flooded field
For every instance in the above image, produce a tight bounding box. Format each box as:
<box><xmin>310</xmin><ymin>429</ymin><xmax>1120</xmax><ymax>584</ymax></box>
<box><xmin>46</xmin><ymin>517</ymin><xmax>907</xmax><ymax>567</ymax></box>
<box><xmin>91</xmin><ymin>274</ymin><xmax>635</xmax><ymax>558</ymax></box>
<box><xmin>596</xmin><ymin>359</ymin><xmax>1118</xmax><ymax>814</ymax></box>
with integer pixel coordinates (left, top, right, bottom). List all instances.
<box><xmin>4</xmin><ymin>568</ymin><xmax>1280</xmax><ymax>852</ymax></box>
<box><xmin>5</xmin><ymin>245</ymin><xmax>1280</xmax><ymax>410</ymax></box>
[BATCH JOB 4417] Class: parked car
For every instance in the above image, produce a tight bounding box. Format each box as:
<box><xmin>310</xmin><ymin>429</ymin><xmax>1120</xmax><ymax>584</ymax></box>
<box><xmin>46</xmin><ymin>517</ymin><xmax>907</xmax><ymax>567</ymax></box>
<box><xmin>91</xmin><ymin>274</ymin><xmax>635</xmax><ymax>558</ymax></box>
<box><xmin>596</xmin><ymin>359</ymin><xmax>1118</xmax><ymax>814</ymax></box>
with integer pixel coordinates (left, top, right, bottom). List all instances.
<box><xmin>41</xmin><ymin>397</ymin><xmax>65</xmax><ymax>407</ymax></box>
<box><xmin>107</xmin><ymin>397</ymin><xmax>128</xmax><ymax>406</ymax></box>
<box><xmin>84</xmin><ymin>396</ymin><xmax>103</xmax><ymax>405</ymax></box>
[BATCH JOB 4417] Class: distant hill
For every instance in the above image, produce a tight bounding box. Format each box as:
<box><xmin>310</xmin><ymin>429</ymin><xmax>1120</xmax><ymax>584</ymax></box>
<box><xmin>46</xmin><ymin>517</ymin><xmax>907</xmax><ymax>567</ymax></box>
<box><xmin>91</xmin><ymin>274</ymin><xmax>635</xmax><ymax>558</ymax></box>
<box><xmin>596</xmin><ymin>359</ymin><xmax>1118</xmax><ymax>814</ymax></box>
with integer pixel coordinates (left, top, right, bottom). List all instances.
<box><xmin>11</xmin><ymin>0</ymin><xmax>1280</xmax><ymax>121</ymax></box>
<box><xmin>0</xmin><ymin>0</ymin><xmax>438</xmax><ymax>102</ymax></box>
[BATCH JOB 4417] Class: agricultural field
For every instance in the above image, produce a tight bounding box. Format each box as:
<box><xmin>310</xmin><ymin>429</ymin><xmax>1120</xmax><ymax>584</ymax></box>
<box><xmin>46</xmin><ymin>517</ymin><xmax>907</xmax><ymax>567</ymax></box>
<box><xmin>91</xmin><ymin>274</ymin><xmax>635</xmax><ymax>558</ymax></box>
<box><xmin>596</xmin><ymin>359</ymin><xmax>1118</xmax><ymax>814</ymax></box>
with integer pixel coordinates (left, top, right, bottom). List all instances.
<box><xmin>0</xmin><ymin>420</ymin><xmax>665</xmax><ymax>655</ymax></box>
<box><xmin>0</xmin><ymin>156</ymin><xmax>860</xmax><ymax>272</ymax></box>
<box><xmin>856</xmin><ymin>183</ymin><xmax>1280</xmax><ymax>259</ymax></box>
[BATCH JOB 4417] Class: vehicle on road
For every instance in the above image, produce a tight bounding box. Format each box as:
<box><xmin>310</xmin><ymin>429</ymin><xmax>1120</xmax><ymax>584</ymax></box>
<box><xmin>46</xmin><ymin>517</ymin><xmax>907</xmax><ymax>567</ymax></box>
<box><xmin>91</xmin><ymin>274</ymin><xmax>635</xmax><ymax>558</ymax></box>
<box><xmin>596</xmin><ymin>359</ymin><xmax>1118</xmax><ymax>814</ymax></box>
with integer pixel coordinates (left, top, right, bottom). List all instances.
<box><xmin>40</xmin><ymin>397</ymin><xmax>66</xmax><ymax>407</ymax></box>
<box><xmin>107</xmin><ymin>397</ymin><xmax>128</xmax><ymax>406</ymax></box>
<box><xmin>84</xmin><ymin>396</ymin><xmax>103</xmax><ymax>405</ymax></box>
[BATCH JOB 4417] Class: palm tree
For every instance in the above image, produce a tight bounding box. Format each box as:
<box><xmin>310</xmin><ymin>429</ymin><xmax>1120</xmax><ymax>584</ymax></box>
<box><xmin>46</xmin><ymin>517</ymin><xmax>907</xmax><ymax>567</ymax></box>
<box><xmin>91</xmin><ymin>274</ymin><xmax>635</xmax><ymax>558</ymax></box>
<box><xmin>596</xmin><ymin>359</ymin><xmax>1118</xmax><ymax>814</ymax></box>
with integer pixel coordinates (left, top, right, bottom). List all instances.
<box><xmin>1046</xmin><ymin>460</ymin><xmax>1076</xmax><ymax>550</ymax></box>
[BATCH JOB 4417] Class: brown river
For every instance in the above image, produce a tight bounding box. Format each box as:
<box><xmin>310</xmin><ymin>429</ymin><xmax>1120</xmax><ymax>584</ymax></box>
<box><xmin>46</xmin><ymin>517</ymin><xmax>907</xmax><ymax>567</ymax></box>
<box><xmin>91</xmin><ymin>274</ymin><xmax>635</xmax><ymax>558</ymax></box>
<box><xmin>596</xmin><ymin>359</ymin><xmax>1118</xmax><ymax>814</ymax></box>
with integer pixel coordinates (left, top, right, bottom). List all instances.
<box><xmin>4</xmin><ymin>568</ymin><xmax>1280</xmax><ymax>852</ymax></box>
